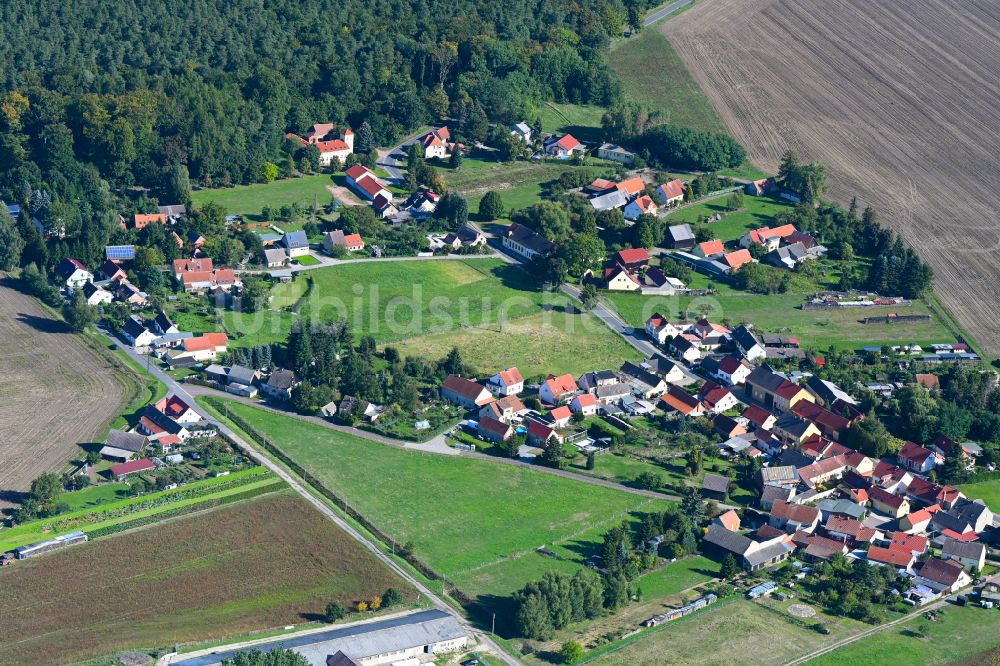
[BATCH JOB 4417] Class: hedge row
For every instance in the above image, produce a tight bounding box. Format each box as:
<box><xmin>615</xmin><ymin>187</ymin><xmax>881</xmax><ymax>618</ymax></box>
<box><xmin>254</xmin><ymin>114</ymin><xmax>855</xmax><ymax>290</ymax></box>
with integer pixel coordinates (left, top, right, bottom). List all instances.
<box><xmin>204</xmin><ymin>397</ymin><xmax>443</xmax><ymax>583</ymax></box>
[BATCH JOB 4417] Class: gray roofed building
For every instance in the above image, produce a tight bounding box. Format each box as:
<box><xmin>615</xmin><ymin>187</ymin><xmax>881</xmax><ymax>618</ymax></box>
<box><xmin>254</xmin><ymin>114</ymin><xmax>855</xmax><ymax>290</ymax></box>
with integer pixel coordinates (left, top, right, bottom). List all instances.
<box><xmin>140</xmin><ymin>405</ymin><xmax>185</xmax><ymax>435</ymax></box>
<box><xmin>502</xmin><ymin>222</ymin><xmax>554</xmax><ymax>259</ymax></box>
<box><xmin>151</xmin><ymin>311</ymin><xmax>176</xmax><ymax>336</ymax></box>
<box><xmin>596</xmin><ymin>382</ymin><xmax>631</xmax><ymax>402</ymax></box>
<box><xmin>743</xmin><ymin>539</ymin><xmax>794</xmax><ymax>570</ymax></box>
<box><xmin>666</xmin><ymin>223</ymin><xmax>695</xmax><ymax>247</ymax></box>
<box><xmin>703</xmin><ymin>474</ymin><xmax>730</xmax><ymax>497</ymax></box>
<box><xmin>941</xmin><ymin>539</ymin><xmax>986</xmax><ymax>571</ymax></box>
<box><xmin>805</xmin><ymin>375</ymin><xmax>858</xmax><ymax>406</ymax></box>
<box><xmin>618</xmin><ymin>361</ymin><xmax>666</xmax><ymax>395</ymax></box>
<box><xmin>761</xmin><ymin>483</ymin><xmax>795</xmax><ymax>510</ymax></box>
<box><xmin>263</xmin><ymin>247</ymin><xmax>287</xmax><ymax>266</ymax></box>
<box><xmin>283</xmin><ymin>230</ymin><xmax>309</xmax><ymax>249</ymax></box>
<box><xmin>227</xmin><ymin>365</ymin><xmax>259</xmax><ymax>386</ymax></box>
<box><xmin>589</xmin><ymin>189</ymin><xmax>629</xmax><ymax>212</ymax></box>
<box><xmin>765</xmin><ymin>242</ymin><xmax>810</xmax><ymax>269</ymax></box>
<box><xmin>578</xmin><ymin>369</ymin><xmax>618</xmax><ymax>391</ymax></box>
<box><xmin>816</xmin><ymin>498</ymin><xmax>866</xmax><ymax>521</ymax></box>
<box><xmin>158</xmin><ymin>204</ymin><xmax>187</xmax><ymax>218</ymax></box>
<box><xmin>931</xmin><ymin>510</ymin><xmax>972</xmax><ymax>534</ymax></box>
<box><xmin>100</xmin><ymin>430</ymin><xmax>150</xmax><ymax>461</ymax></box>
<box><xmin>953</xmin><ymin>499</ymin><xmax>993</xmax><ymax>532</ymax></box>
<box><xmin>759</xmin><ymin>465</ymin><xmax>798</xmax><ymax>487</ymax></box>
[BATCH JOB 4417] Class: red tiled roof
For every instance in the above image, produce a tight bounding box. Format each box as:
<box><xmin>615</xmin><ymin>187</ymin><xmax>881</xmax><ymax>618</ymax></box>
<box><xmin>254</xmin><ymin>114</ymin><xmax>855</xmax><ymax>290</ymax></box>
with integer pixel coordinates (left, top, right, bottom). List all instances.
<box><xmin>543</xmin><ymin>373</ymin><xmax>578</xmax><ymax>398</ymax></box>
<box><xmin>527</xmin><ymin>420</ymin><xmax>555</xmax><ymax>441</ymax></box>
<box><xmin>616</xmin><ymin>248</ymin><xmax>650</xmax><ymax>265</ymax></box>
<box><xmin>442</xmin><ymin>375</ymin><xmax>488</xmax><ymax>401</ymax></box>
<box><xmin>478</xmin><ymin>415</ymin><xmax>512</xmax><ymax>438</ymax></box>
<box><xmin>173</xmin><ymin>258</ymin><xmax>214</xmax><ymax>274</ymax></box>
<box><xmin>722</xmin><ymin>249</ymin><xmax>753</xmax><ymax>270</ymax></box>
<box><xmin>698</xmin><ymin>239</ymin><xmax>724</xmax><ymax>256</ymax></box>
<box><xmin>717</xmin><ymin>509</ymin><xmax>740</xmax><ymax>531</ymax></box>
<box><xmin>660</xmin><ymin>386</ymin><xmax>703</xmax><ymax>415</ymax></box>
<box><xmin>550</xmin><ymin>405</ymin><xmax>571</xmax><ymax>422</ymax></box>
<box><xmin>771</xmin><ymin>500</ymin><xmax>819</xmax><ymax>525</ymax></box>
<box><xmin>498</xmin><ymin>368</ymin><xmax>524</xmax><ymax>386</ymax></box>
<box><xmin>183</xmin><ymin>333</ymin><xmax>228</xmax><ymax>352</ymax></box>
<box><xmin>742</xmin><ymin>405</ymin><xmax>775</xmax><ymax>428</ymax></box>
<box><xmin>110</xmin><ymin>458</ymin><xmax>156</xmax><ymax>476</ymax></box>
<box><xmin>899</xmin><ymin>441</ymin><xmax>935</xmax><ymax>465</ymax></box>
<box><xmin>575</xmin><ymin>393</ymin><xmax>597</xmax><ymax>407</ymax></box>
<box><xmin>660</xmin><ymin>179</ymin><xmax>684</xmax><ymax>200</ymax></box>
<box><xmin>919</xmin><ymin>557</ymin><xmax>966</xmax><ymax>585</ymax></box>
<box><xmin>890</xmin><ymin>532</ymin><xmax>929</xmax><ymax>554</ymax></box>
<box><xmin>792</xmin><ymin>401</ymin><xmax>851</xmax><ymax>433</ymax></box>
<box><xmin>133</xmin><ymin>213</ymin><xmax>167</xmax><ymax>229</ymax></box>
<box><xmin>555</xmin><ymin>134</ymin><xmax>581</xmax><ymax>151</ymax></box>
<box><xmin>869</xmin><ymin>485</ymin><xmax>907</xmax><ymax>509</ymax></box>
<box><xmin>314</xmin><ymin>139</ymin><xmax>350</xmax><ymax>153</ymax></box>
<box><xmin>867</xmin><ymin>545</ymin><xmax>915</xmax><ymax>567</ymax></box>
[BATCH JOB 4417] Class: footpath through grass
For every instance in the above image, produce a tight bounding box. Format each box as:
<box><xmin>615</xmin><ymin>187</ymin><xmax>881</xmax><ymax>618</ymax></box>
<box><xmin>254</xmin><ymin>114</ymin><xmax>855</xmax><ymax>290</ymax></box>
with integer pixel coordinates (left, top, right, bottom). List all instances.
<box><xmin>206</xmin><ymin>399</ymin><xmax>673</xmax><ymax>599</ymax></box>
<box><xmin>807</xmin><ymin>604</ymin><xmax>1000</xmax><ymax>666</ymax></box>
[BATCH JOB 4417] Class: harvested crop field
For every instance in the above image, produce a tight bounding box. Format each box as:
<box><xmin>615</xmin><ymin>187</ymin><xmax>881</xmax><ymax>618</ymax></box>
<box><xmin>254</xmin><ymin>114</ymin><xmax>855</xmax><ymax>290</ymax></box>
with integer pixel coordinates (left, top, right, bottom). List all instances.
<box><xmin>0</xmin><ymin>491</ymin><xmax>414</xmax><ymax>665</ymax></box>
<box><xmin>664</xmin><ymin>0</ymin><xmax>1000</xmax><ymax>354</ymax></box>
<box><xmin>0</xmin><ymin>282</ymin><xmax>129</xmax><ymax>507</ymax></box>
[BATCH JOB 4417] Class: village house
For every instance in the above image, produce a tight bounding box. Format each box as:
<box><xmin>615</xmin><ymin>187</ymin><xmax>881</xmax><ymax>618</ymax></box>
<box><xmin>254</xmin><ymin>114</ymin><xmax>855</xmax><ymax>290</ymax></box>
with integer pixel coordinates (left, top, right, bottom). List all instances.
<box><xmin>596</xmin><ymin>143</ymin><xmax>635</xmax><ymax>164</ymax></box>
<box><xmin>694</xmin><ymin>239</ymin><xmax>725</xmax><ymax>258</ymax></box>
<box><xmin>539</xmin><ymin>373</ymin><xmax>579</xmax><ymax>405</ymax></box>
<box><xmin>282</xmin><ymin>231</ymin><xmax>310</xmax><ymax>258</ymax></box>
<box><xmin>732</xmin><ymin>325</ymin><xmax>767</xmax><ymax>362</ymax></box>
<box><xmin>324</xmin><ymin>230</ymin><xmax>366</xmax><ymax>254</ymax></box>
<box><xmin>796</xmin><ymin>454</ymin><xmax>848</xmax><ymax>488</ymax></box>
<box><xmin>441</xmin><ymin>375</ymin><xmax>494</xmax><ymax>409</ymax></box>
<box><xmin>544</xmin><ymin>133</ymin><xmax>584</xmax><ymax>159</ymax></box>
<box><xmin>489</xmin><ymin>367</ymin><xmax>524</xmax><ymax>396</ymax></box>
<box><xmin>287</xmin><ymin>124</ymin><xmax>355</xmax><ymax>165</ymax></box>
<box><xmin>897</xmin><ymin>441</ymin><xmax>941</xmax><ymax>474</ymax></box>
<box><xmin>132</xmin><ymin>212</ymin><xmax>168</xmax><ymax>230</ymax></box>
<box><xmin>478</xmin><ymin>415</ymin><xmax>513</xmax><ymax>443</ymax></box>
<box><xmin>262</xmin><ymin>247</ymin><xmax>287</xmax><ymax>267</ymax></box>
<box><xmin>122</xmin><ymin>315</ymin><xmax>158</xmax><ymax>348</ymax></box>
<box><xmin>480</xmin><ymin>395</ymin><xmax>529</xmax><ymax>423</ymax></box>
<box><xmin>578</xmin><ymin>369</ymin><xmax>619</xmax><ymax>392</ymax></box>
<box><xmin>702</xmin><ymin>355</ymin><xmax>753</xmax><ymax>386</ymax></box>
<box><xmin>180</xmin><ymin>269</ymin><xmax>241</xmax><ymax>293</ymax></box>
<box><xmin>624</xmin><ymin>194</ymin><xmax>658</xmax><ymax>221</ymax></box>
<box><xmin>138</xmin><ymin>405</ymin><xmax>190</xmax><ymax>443</ymax></box>
<box><xmin>917</xmin><ymin>557</ymin><xmax>972</xmax><ymax>593</ymax></box>
<box><xmin>570</xmin><ymin>393</ymin><xmax>598</xmax><ymax>416</ymax></box>
<box><xmin>899</xmin><ymin>504</ymin><xmax>941</xmax><ymax>533</ymax></box>
<box><xmin>804</xmin><ymin>376</ymin><xmax>859</xmax><ymax>408</ymax></box>
<box><xmin>769</xmin><ymin>500</ymin><xmax>820</xmax><ymax>533</ymax></box>
<box><xmin>700</xmin><ymin>383</ymin><xmax>742</xmax><ymax>413</ymax></box>
<box><xmin>55</xmin><ymin>258</ymin><xmax>93</xmax><ymax>289</ymax></box>
<box><xmin>866</xmin><ymin>545</ymin><xmax>916</xmax><ymax>572</ymax></box>
<box><xmin>645</xmin><ymin>313</ymin><xmax>686</xmax><ymax>345</ymax></box>
<box><xmin>155</xmin><ymin>395</ymin><xmax>200</xmax><ymax>423</ymax></box>
<box><xmin>868</xmin><ymin>485</ymin><xmax>911</xmax><ymax>518</ymax></box>
<box><xmin>262</xmin><ymin>369</ymin><xmax>299</xmax><ymax>402</ymax></box>
<box><xmin>418</xmin><ymin>126</ymin><xmax>459</xmax><ymax>159</ymax></box>
<box><xmin>824</xmin><ymin>515</ymin><xmax>877</xmax><ymax>545</ymax></box>
<box><xmin>715</xmin><ymin>509</ymin><xmax>741</xmax><ymax>532</ymax></box>
<box><xmin>168</xmin><ymin>332</ymin><xmax>229</xmax><ymax>363</ymax></box>
<box><xmin>82</xmin><ymin>282</ymin><xmax>113</xmax><ymax>306</ymax></box>
<box><xmin>773</xmin><ymin>413</ymin><xmax>822</xmax><ymax>447</ymax></box>
<box><xmin>660</xmin><ymin>385</ymin><xmax>705</xmax><ymax>417</ymax></box>
<box><xmin>941</xmin><ymin>539</ymin><xmax>986</xmax><ymax>572</ymax></box>
<box><xmin>668</xmin><ymin>334</ymin><xmax>702</xmax><ymax>363</ymax></box>
<box><xmin>721</xmin><ymin>249</ymin><xmax>754</xmax><ymax>271</ymax></box>
<box><xmin>739</xmin><ymin>224</ymin><xmax>797</xmax><ymax>251</ymax></box>
<box><xmin>702</xmin><ymin>524</ymin><xmax>794</xmax><ymax>571</ymax></box>
<box><xmin>746</xmin><ymin>366</ymin><xmax>815</xmax><ymax>412</ymax></box>
<box><xmin>643</xmin><ymin>355</ymin><xmax>687</xmax><ymax>385</ymax></box>
<box><xmin>510</xmin><ymin>122</ymin><xmax>533</xmax><ymax>144</ymax></box>
<box><xmin>111</xmin><ymin>458</ymin><xmax>156</xmax><ymax>481</ymax></box>
<box><xmin>174</xmin><ymin>258</ymin><xmax>214</xmax><ymax>281</ymax></box>
<box><xmin>402</xmin><ymin>188</ymin><xmax>441</xmax><ymax>218</ymax></box>
<box><xmin>527</xmin><ymin>420</ymin><xmax>563</xmax><ymax>447</ymax></box>
<box><xmin>502</xmin><ymin>222</ymin><xmax>554</xmax><ymax>259</ymax></box>
<box><xmin>791</xmin><ymin>401</ymin><xmax>853</xmax><ymax>441</ymax></box>
<box><xmin>618</xmin><ymin>361</ymin><xmax>667</xmax><ymax>398</ymax></box>
<box><xmin>589</xmin><ymin>188</ymin><xmax>629</xmax><ymax>212</ymax></box>
<box><xmin>602</xmin><ymin>264</ymin><xmax>641</xmax><ymax>291</ymax></box>
<box><xmin>548</xmin><ymin>405</ymin><xmax>572</xmax><ymax>428</ymax></box>
<box><xmin>615</xmin><ymin>248</ymin><xmax>651</xmax><ymax>271</ymax></box>
<box><xmin>657</xmin><ymin>179</ymin><xmax>685</xmax><ymax>206</ymax></box>
<box><xmin>345</xmin><ymin>165</ymin><xmax>392</xmax><ymax>202</ymax></box>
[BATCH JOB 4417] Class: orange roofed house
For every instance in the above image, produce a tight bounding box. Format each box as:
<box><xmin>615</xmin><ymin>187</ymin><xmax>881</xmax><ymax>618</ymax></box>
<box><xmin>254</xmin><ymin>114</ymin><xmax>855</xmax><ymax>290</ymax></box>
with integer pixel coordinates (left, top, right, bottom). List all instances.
<box><xmin>167</xmin><ymin>332</ymin><xmax>228</xmax><ymax>363</ymax></box>
<box><xmin>286</xmin><ymin>123</ymin><xmax>354</xmax><ymax>165</ymax></box>
<box><xmin>132</xmin><ymin>213</ymin><xmax>168</xmax><ymax>230</ymax></box>
<box><xmin>539</xmin><ymin>373</ymin><xmax>579</xmax><ymax>405</ymax></box>
<box><xmin>544</xmin><ymin>133</ymin><xmax>584</xmax><ymax>159</ymax></box>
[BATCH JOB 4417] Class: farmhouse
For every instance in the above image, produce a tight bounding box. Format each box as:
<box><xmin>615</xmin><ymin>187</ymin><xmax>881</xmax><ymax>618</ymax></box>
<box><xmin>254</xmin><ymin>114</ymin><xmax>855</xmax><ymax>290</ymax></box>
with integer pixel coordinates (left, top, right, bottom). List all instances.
<box><xmin>55</xmin><ymin>258</ymin><xmax>93</xmax><ymax>289</ymax></box>
<box><xmin>869</xmin><ymin>486</ymin><xmax>911</xmax><ymax>518</ymax></box>
<box><xmin>82</xmin><ymin>282</ymin><xmax>113</xmax><ymax>306</ymax></box>
<box><xmin>418</xmin><ymin>126</ymin><xmax>459</xmax><ymax>159</ymax></box>
<box><xmin>769</xmin><ymin>500</ymin><xmax>820</xmax><ymax>533</ymax></box>
<box><xmin>602</xmin><ymin>264</ymin><xmax>641</xmax><ymax>291</ymax></box>
<box><xmin>122</xmin><ymin>315</ymin><xmax>158</xmax><ymax>347</ymax></box>
<box><xmin>156</xmin><ymin>395</ymin><xmax>200</xmax><ymax>423</ymax></box>
<box><xmin>570</xmin><ymin>393</ymin><xmax>598</xmax><ymax>416</ymax></box>
<box><xmin>502</xmin><ymin>222</ymin><xmax>554</xmax><ymax>259</ymax></box>
<box><xmin>263</xmin><ymin>368</ymin><xmax>299</xmax><ymax>401</ymax></box>
<box><xmin>282</xmin><ymin>231</ymin><xmax>310</xmax><ymax>258</ymax></box>
<box><xmin>597</xmin><ymin>143</ymin><xmax>635</xmax><ymax>164</ymax></box>
<box><xmin>324</xmin><ymin>230</ymin><xmax>366</xmax><ymax>253</ymax></box>
<box><xmin>941</xmin><ymin>539</ymin><xmax>986</xmax><ymax>572</ymax></box>
<box><xmin>100</xmin><ymin>430</ymin><xmax>150</xmax><ymax>461</ymax></box>
<box><xmin>660</xmin><ymin>385</ymin><xmax>705</xmax><ymax>417</ymax></box>
<box><xmin>480</xmin><ymin>395</ymin><xmax>528</xmax><ymax>423</ymax></box>
<box><xmin>511</xmin><ymin>122</ymin><xmax>533</xmax><ymax>143</ymax></box>
<box><xmin>490</xmin><ymin>367</ymin><xmax>524</xmax><ymax>396</ymax></box>
<box><xmin>702</xmin><ymin>524</ymin><xmax>793</xmax><ymax>571</ymax></box>
<box><xmin>746</xmin><ymin>366</ymin><xmax>815</xmax><ymax>411</ymax></box>
<box><xmin>287</xmin><ymin>124</ymin><xmax>355</xmax><ymax>164</ymax></box>
<box><xmin>539</xmin><ymin>373</ymin><xmax>579</xmax><ymax>404</ymax></box>
<box><xmin>694</xmin><ymin>239</ymin><xmax>724</xmax><ymax>258</ymax></box>
<box><xmin>527</xmin><ymin>420</ymin><xmax>563</xmax><ymax>446</ymax></box>
<box><xmin>657</xmin><ymin>179</ymin><xmax>686</xmax><ymax>206</ymax></box>
<box><xmin>615</xmin><ymin>248</ymin><xmax>650</xmax><ymax>271</ymax></box>
<box><xmin>544</xmin><ymin>133</ymin><xmax>584</xmax><ymax>159</ymax></box>
<box><xmin>441</xmin><ymin>375</ymin><xmax>494</xmax><ymax>409</ymax></box>
<box><xmin>589</xmin><ymin>189</ymin><xmax>629</xmax><ymax>212</ymax></box>
<box><xmin>624</xmin><ymin>195</ymin><xmax>658</xmax><ymax>220</ymax></box>
<box><xmin>917</xmin><ymin>557</ymin><xmax>972</xmax><ymax>593</ymax></box>
<box><xmin>645</xmin><ymin>313</ymin><xmax>685</xmax><ymax>345</ymax></box>
<box><xmin>732</xmin><ymin>325</ymin><xmax>767</xmax><ymax>362</ymax></box>
<box><xmin>132</xmin><ymin>213</ymin><xmax>167</xmax><ymax>229</ymax></box>
<box><xmin>478</xmin><ymin>415</ymin><xmax>513</xmax><ymax>443</ymax></box>
<box><xmin>169</xmin><ymin>332</ymin><xmax>229</xmax><ymax>363</ymax></box>
<box><xmin>345</xmin><ymin>165</ymin><xmax>392</xmax><ymax>202</ymax></box>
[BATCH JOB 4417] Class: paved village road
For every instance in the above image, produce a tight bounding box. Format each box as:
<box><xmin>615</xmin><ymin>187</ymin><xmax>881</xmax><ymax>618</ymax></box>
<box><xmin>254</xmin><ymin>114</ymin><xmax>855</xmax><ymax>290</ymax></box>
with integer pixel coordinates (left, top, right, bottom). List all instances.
<box><xmin>643</xmin><ymin>0</ymin><xmax>692</xmax><ymax>26</ymax></box>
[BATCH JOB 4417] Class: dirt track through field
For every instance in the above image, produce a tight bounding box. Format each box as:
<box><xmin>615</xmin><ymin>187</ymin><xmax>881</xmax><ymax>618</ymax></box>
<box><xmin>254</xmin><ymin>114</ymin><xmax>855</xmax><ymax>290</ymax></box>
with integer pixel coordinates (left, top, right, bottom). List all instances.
<box><xmin>0</xmin><ymin>283</ymin><xmax>127</xmax><ymax>506</ymax></box>
<box><xmin>663</xmin><ymin>0</ymin><xmax>1000</xmax><ymax>353</ymax></box>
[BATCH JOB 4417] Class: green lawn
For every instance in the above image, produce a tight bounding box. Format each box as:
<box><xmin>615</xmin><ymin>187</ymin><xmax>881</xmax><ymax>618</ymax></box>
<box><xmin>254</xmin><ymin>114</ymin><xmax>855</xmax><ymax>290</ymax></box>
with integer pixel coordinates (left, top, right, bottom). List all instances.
<box><xmin>192</xmin><ymin>174</ymin><xmax>338</xmax><ymax>218</ymax></box>
<box><xmin>205</xmin><ymin>400</ymin><xmax>672</xmax><ymax>600</ymax></box>
<box><xmin>609</xmin><ymin>27</ymin><xmax>725</xmax><ymax>134</ymax></box>
<box><xmin>666</xmin><ymin>195</ymin><xmax>794</xmax><ymax>243</ymax></box>
<box><xmin>167</xmin><ymin>300</ymin><xmax>298</xmax><ymax>349</ymax></box>
<box><xmin>443</xmin><ymin>156</ymin><xmax>608</xmax><ymax>214</ymax></box>
<box><xmin>605</xmin><ymin>291</ymin><xmax>957</xmax><ymax>352</ymax></box>
<box><xmin>388</xmin><ymin>305</ymin><xmax>643</xmax><ymax>378</ymax></box>
<box><xmin>301</xmin><ymin>258</ymin><xmax>548</xmax><ymax>344</ymax></box>
<box><xmin>269</xmin><ymin>276</ymin><xmax>310</xmax><ymax>309</ymax></box>
<box><xmin>535</xmin><ymin>102</ymin><xmax>607</xmax><ymax>143</ymax></box>
<box><xmin>294</xmin><ymin>254</ymin><xmax>321</xmax><ymax>266</ymax></box>
<box><xmin>589</xmin><ymin>599</ymin><xmax>864</xmax><ymax>666</ymax></box>
<box><xmin>58</xmin><ymin>483</ymin><xmax>131</xmax><ymax>511</ymax></box>
<box><xmin>808</xmin><ymin>605</ymin><xmax>1000</xmax><ymax>666</ymax></box>
<box><xmin>635</xmin><ymin>555</ymin><xmax>720</xmax><ymax>599</ymax></box>
<box><xmin>957</xmin><ymin>478</ymin><xmax>1000</xmax><ymax>514</ymax></box>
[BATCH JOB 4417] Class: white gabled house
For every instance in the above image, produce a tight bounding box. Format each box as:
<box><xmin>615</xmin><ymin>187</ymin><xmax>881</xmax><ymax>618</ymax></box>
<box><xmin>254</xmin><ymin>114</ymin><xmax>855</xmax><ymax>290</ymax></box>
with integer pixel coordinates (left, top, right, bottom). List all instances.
<box><xmin>490</xmin><ymin>368</ymin><xmax>524</xmax><ymax>396</ymax></box>
<box><xmin>56</xmin><ymin>258</ymin><xmax>93</xmax><ymax>289</ymax></box>
<box><xmin>645</xmin><ymin>313</ymin><xmax>686</xmax><ymax>345</ymax></box>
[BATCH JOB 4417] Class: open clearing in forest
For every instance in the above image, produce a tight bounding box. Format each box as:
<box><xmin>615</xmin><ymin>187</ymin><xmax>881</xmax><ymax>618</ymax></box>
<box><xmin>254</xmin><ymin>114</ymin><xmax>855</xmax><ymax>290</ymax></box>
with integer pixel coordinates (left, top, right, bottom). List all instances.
<box><xmin>0</xmin><ymin>491</ymin><xmax>414</xmax><ymax>665</ymax></box>
<box><xmin>663</xmin><ymin>0</ymin><xmax>1000</xmax><ymax>355</ymax></box>
<box><xmin>0</xmin><ymin>283</ymin><xmax>129</xmax><ymax>508</ymax></box>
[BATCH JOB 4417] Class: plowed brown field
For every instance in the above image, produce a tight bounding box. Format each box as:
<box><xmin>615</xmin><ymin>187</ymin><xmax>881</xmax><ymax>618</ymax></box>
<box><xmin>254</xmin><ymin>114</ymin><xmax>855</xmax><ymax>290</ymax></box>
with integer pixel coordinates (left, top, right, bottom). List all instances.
<box><xmin>664</xmin><ymin>0</ymin><xmax>1000</xmax><ymax>353</ymax></box>
<box><xmin>0</xmin><ymin>282</ymin><xmax>128</xmax><ymax>506</ymax></box>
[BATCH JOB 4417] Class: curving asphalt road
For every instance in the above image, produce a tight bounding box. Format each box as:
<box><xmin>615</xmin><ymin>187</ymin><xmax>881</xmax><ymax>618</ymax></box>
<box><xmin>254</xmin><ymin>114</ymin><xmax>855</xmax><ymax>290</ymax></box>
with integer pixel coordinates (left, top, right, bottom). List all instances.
<box><xmin>643</xmin><ymin>0</ymin><xmax>693</xmax><ymax>26</ymax></box>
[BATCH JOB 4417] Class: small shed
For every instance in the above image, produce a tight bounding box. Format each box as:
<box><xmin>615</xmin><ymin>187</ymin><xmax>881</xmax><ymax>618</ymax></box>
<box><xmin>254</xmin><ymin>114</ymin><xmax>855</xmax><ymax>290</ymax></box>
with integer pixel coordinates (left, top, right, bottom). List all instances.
<box><xmin>702</xmin><ymin>474</ymin><xmax>731</xmax><ymax>501</ymax></box>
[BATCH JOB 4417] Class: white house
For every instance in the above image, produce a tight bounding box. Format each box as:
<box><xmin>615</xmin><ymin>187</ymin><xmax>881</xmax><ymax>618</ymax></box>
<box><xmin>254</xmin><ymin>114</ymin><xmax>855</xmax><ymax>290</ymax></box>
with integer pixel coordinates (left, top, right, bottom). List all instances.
<box><xmin>732</xmin><ymin>325</ymin><xmax>767</xmax><ymax>362</ymax></box>
<box><xmin>624</xmin><ymin>195</ymin><xmax>658</xmax><ymax>221</ymax></box>
<box><xmin>502</xmin><ymin>223</ymin><xmax>554</xmax><ymax>259</ymax></box>
<box><xmin>645</xmin><ymin>313</ymin><xmax>686</xmax><ymax>345</ymax></box>
<box><xmin>55</xmin><ymin>258</ymin><xmax>93</xmax><ymax>289</ymax></box>
<box><xmin>314</xmin><ymin>130</ymin><xmax>354</xmax><ymax>165</ymax></box>
<box><xmin>596</xmin><ymin>143</ymin><xmax>635</xmax><ymax>164</ymax></box>
<box><xmin>539</xmin><ymin>373</ymin><xmax>579</xmax><ymax>405</ymax></box>
<box><xmin>603</xmin><ymin>264</ymin><xmax>641</xmax><ymax>291</ymax></box>
<box><xmin>282</xmin><ymin>231</ymin><xmax>310</xmax><ymax>258</ymax></box>
<box><xmin>570</xmin><ymin>393</ymin><xmax>598</xmax><ymax>416</ymax></box>
<box><xmin>510</xmin><ymin>122</ymin><xmax>532</xmax><ymax>144</ymax></box>
<box><xmin>122</xmin><ymin>315</ymin><xmax>158</xmax><ymax>348</ymax></box>
<box><xmin>657</xmin><ymin>179</ymin><xmax>685</xmax><ymax>206</ymax></box>
<box><xmin>418</xmin><ymin>126</ymin><xmax>456</xmax><ymax>159</ymax></box>
<box><xmin>490</xmin><ymin>368</ymin><xmax>524</xmax><ymax>396</ymax></box>
<box><xmin>82</xmin><ymin>282</ymin><xmax>113</xmax><ymax>306</ymax></box>
<box><xmin>544</xmin><ymin>134</ymin><xmax>584</xmax><ymax>159</ymax></box>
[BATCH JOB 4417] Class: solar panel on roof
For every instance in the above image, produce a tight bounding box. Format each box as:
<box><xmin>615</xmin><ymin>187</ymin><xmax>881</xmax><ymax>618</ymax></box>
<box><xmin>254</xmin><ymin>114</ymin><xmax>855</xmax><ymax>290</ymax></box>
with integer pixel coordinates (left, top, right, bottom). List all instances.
<box><xmin>106</xmin><ymin>245</ymin><xmax>136</xmax><ymax>260</ymax></box>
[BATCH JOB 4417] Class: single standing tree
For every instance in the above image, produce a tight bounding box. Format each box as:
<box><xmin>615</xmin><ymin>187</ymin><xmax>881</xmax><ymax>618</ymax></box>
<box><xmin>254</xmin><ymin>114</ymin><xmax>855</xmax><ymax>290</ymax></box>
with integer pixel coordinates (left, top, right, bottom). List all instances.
<box><xmin>479</xmin><ymin>191</ymin><xmax>505</xmax><ymax>220</ymax></box>
<box><xmin>720</xmin><ymin>553</ymin><xmax>741</xmax><ymax>580</ymax></box>
<box><xmin>63</xmin><ymin>290</ymin><xmax>94</xmax><ymax>332</ymax></box>
<box><xmin>357</xmin><ymin>121</ymin><xmax>375</xmax><ymax>154</ymax></box>
<box><xmin>324</xmin><ymin>601</ymin><xmax>347</xmax><ymax>622</ymax></box>
<box><xmin>559</xmin><ymin>641</ymin><xmax>585</xmax><ymax>665</ymax></box>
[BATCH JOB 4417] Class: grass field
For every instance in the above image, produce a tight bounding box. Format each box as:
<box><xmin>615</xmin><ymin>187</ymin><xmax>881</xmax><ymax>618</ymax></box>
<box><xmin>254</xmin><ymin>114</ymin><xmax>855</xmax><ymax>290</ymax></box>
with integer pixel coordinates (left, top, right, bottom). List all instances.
<box><xmin>269</xmin><ymin>275</ymin><xmax>311</xmax><ymax>309</ymax></box>
<box><xmin>388</xmin><ymin>305</ymin><xmax>643</xmax><ymax>377</ymax></box>
<box><xmin>605</xmin><ymin>291</ymin><xmax>956</xmax><ymax>352</ymax></box>
<box><xmin>168</xmin><ymin>301</ymin><xmax>298</xmax><ymax>349</ymax></box>
<box><xmin>957</xmin><ymin>479</ymin><xmax>1000</xmax><ymax>513</ymax></box>
<box><xmin>589</xmin><ymin>599</ymin><xmax>862</xmax><ymax>666</ymax></box>
<box><xmin>0</xmin><ymin>468</ymin><xmax>279</xmax><ymax>552</ymax></box>
<box><xmin>536</xmin><ymin>102</ymin><xmax>607</xmax><ymax>143</ymax></box>
<box><xmin>609</xmin><ymin>27</ymin><xmax>725</xmax><ymax>135</ymax></box>
<box><xmin>635</xmin><ymin>555</ymin><xmax>720</xmax><ymax>600</ymax></box>
<box><xmin>207</xmin><ymin>400</ymin><xmax>672</xmax><ymax>601</ymax></box>
<box><xmin>443</xmin><ymin>156</ymin><xmax>607</xmax><ymax>214</ymax></box>
<box><xmin>302</xmin><ymin>258</ymin><xmax>547</xmax><ymax>344</ymax></box>
<box><xmin>808</xmin><ymin>605</ymin><xmax>1000</xmax><ymax>666</ymax></box>
<box><xmin>667</xmin><ymin>194</ymin><xmax>794</xmax><ymax>242</ymax></box>
<box><xmin>192</xmin><ymin>174</ymin><xmax>338</xmax><ymax>218</ymax></box>
<box><xmin>0</xmin><ymin>491</ymin><xmax>415</xmax><ymax>665</ymax></box>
